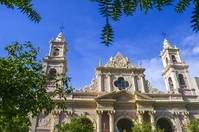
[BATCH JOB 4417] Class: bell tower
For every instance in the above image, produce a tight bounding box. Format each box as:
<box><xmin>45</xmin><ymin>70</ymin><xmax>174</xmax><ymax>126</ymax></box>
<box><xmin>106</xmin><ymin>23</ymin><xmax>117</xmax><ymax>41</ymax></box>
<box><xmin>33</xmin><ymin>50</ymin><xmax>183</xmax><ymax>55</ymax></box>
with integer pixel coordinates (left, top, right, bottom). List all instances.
<box><xmin>160</xmin><ymin>39</ymin><xmax>195</xmax><ymax>95</ymax></box>
<box><xmin>43</xmin><ymin>32</ymin><xmax>67</xmax><ymax>91</ymax></box>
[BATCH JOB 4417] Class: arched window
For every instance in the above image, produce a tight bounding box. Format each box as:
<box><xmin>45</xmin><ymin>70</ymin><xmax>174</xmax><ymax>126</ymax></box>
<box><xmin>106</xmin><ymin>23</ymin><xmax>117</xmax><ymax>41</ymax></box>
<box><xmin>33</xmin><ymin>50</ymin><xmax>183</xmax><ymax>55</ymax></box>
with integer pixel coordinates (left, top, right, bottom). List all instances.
<box><xmin>157</xmin><ymin>118</ymin><xmax>172</xmax><ymax>132</ymax></box>
<box><xmin>53</xmin><ymin>48</ymin><xmax>59</xmax><ymax>56</ymax></box>
<box><xmin>168</xmin><ymin>77</ymin><xmax>173</xmax><ymax>88</ymax></box>
<box><xmin>178</xmin><ymin>74</ymin><xmax>185</xmax><ymax>85</ymax></box>
<box><xmin>49</xmin><ymin>68</ymin><xmax>56</xmax><ymax>79</ymax></box>
<box><xmin>171</xmin><ymin>55</ymin><xmax>177</xmax><ymax>63</ymax></box>
<box><xmin>117</xmin><ymin>118</ymin><xmax>133</xmax><ymax>132</ymax></box>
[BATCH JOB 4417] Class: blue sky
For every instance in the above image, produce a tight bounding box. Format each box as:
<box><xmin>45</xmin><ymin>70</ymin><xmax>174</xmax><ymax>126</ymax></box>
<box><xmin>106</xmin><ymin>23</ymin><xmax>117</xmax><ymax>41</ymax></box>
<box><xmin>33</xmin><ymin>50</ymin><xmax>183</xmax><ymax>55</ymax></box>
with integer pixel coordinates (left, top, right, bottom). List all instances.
<box><xmin>0</xmin><ymin>0</ymin><xmax>199</xmax><ymax>92</ymax></box>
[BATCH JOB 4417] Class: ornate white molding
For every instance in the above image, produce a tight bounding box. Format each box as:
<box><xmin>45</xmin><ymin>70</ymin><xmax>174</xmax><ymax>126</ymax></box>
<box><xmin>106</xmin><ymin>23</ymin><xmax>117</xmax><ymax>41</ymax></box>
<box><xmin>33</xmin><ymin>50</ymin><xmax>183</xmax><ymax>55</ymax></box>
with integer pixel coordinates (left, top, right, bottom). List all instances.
<box><xmin>146</xmin><ymin>80</ymin><xmax>165</xmax><ymax>94</ymax></box>
<box><xmin>96</xmin><ymin>70</ymin><xmax>102</xmax><ymax>76</ymax></box>
<box><xmin>96</xmin><ymin>110</ymin><xmax>103</xmax><ymax>116</ymax></box>
<box><xmin>149</xmin><ymin>110</ymin><xmax>156</xmax><ymax>115</ymax></box>
<box><xmin>64</xmin><ymin>110</ymin><xmax>73</xmax><ymax>117</ymax></box>
<box><xmin>105</xmin><ymin>52</ymin><xmax>135</xmax><ymax>68</ymax></box>
<box><xmin>77</xmin><ymin>78</ymin><xmax>98</xmax><ymax>93</ymax></box>
<box><xmin>108</xmin><ymin>110</ymin><xmax>115</xmax><ymax>116</ymax></box>
<box><xmin>38</xmin><ymin>114</ymin><xmax>51</xmax><ymax>127</ymax></box>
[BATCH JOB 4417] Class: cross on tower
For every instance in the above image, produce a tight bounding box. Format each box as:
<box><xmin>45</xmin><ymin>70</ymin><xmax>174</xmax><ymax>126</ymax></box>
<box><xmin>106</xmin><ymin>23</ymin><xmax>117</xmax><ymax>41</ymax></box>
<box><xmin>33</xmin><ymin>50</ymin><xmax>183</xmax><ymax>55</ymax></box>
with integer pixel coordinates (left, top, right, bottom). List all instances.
<box><xmin>60</xmin><ymin>25</ymin><xmax>65</xmax><ymax>32</ymax></box>
<box><xmin>161</xmin><ymin>32</ymin><xmax>166</xmax><ymax>38</ymax></box>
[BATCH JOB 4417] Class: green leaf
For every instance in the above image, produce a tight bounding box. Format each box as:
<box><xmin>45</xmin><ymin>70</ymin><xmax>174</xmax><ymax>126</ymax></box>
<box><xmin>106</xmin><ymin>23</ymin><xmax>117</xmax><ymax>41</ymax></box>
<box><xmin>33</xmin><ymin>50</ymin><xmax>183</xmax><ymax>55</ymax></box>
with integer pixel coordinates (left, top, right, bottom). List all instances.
<box><xmin>110</xmin><ymin>0</ymin><xmax>122</xmax><ymax>21</ymax></box>
<box><xmin>0</xmin><ymin>0</ymin><xmax>41</xmax><ymax>23</ymax></box>
<box><xmin>191</xmin><ymin>3</ymin><xmax>199</xmax><ymax>32</ymax></box>
<box><xmin>101</xmin><ymin>22</ymin><xmax>114</xmax><ymax>46</ymax></box>
<box><xmin>175</xmin><ymin>0</ymin><xmax>191</xmax><ymax>14</ymax></box>
<box><xmin>0</xmin><ymin>41</ymin><xmax>71</xmax><ymax>131</ymax></box>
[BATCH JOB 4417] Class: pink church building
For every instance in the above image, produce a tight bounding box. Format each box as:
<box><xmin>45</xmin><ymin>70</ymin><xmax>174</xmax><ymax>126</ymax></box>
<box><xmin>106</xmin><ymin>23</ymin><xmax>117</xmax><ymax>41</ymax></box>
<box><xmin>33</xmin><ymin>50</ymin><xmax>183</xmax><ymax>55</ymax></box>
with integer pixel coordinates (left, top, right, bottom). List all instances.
<box><xmin>32</xmin><ymin>32</ymin><xmax>199</xmax><ymax>132</ymax></box>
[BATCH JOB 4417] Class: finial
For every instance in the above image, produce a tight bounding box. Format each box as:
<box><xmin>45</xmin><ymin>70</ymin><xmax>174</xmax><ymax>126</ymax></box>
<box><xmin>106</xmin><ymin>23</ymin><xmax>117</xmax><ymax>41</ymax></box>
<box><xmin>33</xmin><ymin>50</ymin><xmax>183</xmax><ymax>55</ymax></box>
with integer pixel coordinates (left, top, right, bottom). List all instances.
<box><xmin>99</xmin><ymin>59</ymin><xmax>102</xmax><ymax>66</ymax></box>
<box><xmin>163</xmin><ymin>39</ymin><xmax>172</xmax><ymax>49</ymax></box>
<box><xmin>59</xmin><ymin>25</ymin><xmax>65</xmax><ymax>32</ymax></box>
<box><xmin>56</xmin><ymin>32</ymin><xmax>65</xmax><ymax>41</ymax></box>
<box><xmin>138</xmin><ymin>61</ymin><xmax>141</xmax><ymax>68</ymax></box>
<box><xmin>110</xmin><ymin>56</ymin><xmax>113</xmax><ymax>61</ymax></box>
<box><xmin>161</xmin><ymin>32</ymin><xmax>166</xmax><ymax>39</ymax></box>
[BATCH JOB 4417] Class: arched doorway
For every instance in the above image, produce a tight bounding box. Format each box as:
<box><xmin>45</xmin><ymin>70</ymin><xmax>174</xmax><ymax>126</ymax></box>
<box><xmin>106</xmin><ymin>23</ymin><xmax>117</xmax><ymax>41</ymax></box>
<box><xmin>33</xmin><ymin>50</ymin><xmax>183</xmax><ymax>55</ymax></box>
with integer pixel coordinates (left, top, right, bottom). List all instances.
<box><xmin>157</xmin><ymin>118</ymin><xmax>172</xmax><ymax>132</ymax></box>
<box><xmin>116</xmin><ymin>118</ymin><xmax>133</xmax><ymax>132</ymax></box>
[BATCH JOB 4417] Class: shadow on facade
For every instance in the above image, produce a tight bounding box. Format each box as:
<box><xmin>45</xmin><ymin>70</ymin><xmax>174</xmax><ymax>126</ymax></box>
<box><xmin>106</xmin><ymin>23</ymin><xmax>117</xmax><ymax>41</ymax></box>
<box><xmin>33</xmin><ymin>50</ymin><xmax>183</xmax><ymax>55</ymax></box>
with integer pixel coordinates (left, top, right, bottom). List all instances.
<box><xmin>116</xmin><ymin>118</ymin><xmax>133</xmax><ymax>132</ymax></box>
<box><xmin>157</xmin><ymin>118</ymin><xmax>172</xmax><ymax>132</ymax></box>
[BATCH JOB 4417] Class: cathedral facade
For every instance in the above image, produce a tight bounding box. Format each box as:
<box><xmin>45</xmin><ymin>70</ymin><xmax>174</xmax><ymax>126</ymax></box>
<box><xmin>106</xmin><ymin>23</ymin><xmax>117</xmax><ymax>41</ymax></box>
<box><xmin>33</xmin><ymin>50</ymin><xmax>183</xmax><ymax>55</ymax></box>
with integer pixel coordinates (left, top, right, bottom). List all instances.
<box><xmin>33</xmin><ymin>33</ymin><xmax>199</xmax><ymax>132</ymax></box>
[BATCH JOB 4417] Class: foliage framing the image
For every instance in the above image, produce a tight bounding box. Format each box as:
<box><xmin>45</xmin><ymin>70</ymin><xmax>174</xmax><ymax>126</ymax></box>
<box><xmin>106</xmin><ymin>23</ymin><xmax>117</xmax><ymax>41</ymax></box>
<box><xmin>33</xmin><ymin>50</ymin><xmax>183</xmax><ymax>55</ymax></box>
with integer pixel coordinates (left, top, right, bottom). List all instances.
<box><xmin>90</xmin><ymin>0</ymin><xmax>199</xmax><ymax>46</ymax></box>
<box><xmin>184</xmin><ymin>118</ymin><xmax>199</xmax><ymax>132</ymax></box>
<box><xmin>0</xmin><ymin>0</ymin><xmax>41</xmax><ymax>23</ymax></box>
<box><xmin>55</xmin><ymin>115</ymin><xmax>94</xmax><ymax>132</ymax></box>
<box><xmin>0</xmin><ymin>42</ymin><xmax>71</xmax><ymax>131</ymax></box>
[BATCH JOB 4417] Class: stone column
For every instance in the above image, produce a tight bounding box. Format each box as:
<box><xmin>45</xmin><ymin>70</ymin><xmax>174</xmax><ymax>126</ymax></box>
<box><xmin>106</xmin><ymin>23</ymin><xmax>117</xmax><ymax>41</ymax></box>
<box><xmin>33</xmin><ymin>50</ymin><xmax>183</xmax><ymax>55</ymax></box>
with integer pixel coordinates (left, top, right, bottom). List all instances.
<box><xmin>140</xmin><ymin>74</ymin><xmax>145</xmax><ymax>93</ymax></box>
<box><xmin>106</xmin><ymin>72</ymin><xmax>112</xmax><ymax>92</ymax></box>
<box><xmin>173</xmin><ymin>112</ymin><xmax>182</xmax><ymax>132</ymax></box>
<box><xmin>149</xmin><ymin>111</ymin><xmax>156</xmax><ymax>130</ymax></box>
<box><xmin>64</xmin><ymin>110</ymin><xmax>73</xmax><ymax>123</ymax></box>
<box><xmin>183</xmin><ymin>111</ymin><xmax>189</xmax><ymax>131</ymax></box>
<box><xmin>97</xmin><ymin>71</ymin><xmax>103</xmax><ymax>91</ymax></box>
<box><xmin>185</xmin><ymin>70</ymin><xmax>192</xmax><ymax>89</ymax></box>
<box><xmin>137</xmin><ymin>110</ymin><xmax>144</xmax><ymax>123</ymax></box>
<box><xmin>171</xmin><ymin>69</ymin><xmax>180</xmax><ymax>90</ymax></box>
<box><xmin>183</xmin><ymin>111</ymin><xmax>189</xmax><ymax>124</ymax></box>
<box><xmin>96</xmin><ymin>110</ymin><xmax>103</xmax><ymax>132</ymax></box>
<box><xmin>131</xmin><ymin>73</ymin><xmax>136</xmax><ymax>92</ymax></box>
<box><xmin>108</xmin><ymin>110</ymin><xmax>115</xmax><ymax>132</ymax></box>
<box><xmin>52</xmin><ymin>111</ymin><xmax>60</xmax><ymax>132</ymax></box>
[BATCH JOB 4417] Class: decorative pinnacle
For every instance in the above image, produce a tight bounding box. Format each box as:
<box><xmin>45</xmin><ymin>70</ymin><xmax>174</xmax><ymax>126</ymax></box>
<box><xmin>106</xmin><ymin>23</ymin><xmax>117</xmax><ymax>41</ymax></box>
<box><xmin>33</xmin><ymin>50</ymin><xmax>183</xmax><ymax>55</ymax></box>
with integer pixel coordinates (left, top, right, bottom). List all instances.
<box><xmin>138</xmin><ymin>61</ymin><xmax>141</xmax><ymax>68</ymax></box>
<box><xmin>163</xmin><ymin>38</ymin><xmax>172</xmax><ymax>49</ymax></box>
<box><xmin>56</xmin><ymin>32</ymin><xmax>65</xmax><ymax>41</ymax></box>
<box><xmin>99</xmin><ymin>59</ymin><xmax>102</xmax><ymax>66</ymax></box>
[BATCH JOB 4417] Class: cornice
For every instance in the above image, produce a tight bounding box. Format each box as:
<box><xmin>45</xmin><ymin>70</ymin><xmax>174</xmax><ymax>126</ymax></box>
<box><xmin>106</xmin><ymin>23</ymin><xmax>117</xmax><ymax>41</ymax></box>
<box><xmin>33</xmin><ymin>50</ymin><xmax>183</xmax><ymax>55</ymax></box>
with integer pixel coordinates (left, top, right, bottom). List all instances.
<box><xmin>95</xmin><ymin>66</ymin><xmax>145</xmax><ymax>72</ymax></box>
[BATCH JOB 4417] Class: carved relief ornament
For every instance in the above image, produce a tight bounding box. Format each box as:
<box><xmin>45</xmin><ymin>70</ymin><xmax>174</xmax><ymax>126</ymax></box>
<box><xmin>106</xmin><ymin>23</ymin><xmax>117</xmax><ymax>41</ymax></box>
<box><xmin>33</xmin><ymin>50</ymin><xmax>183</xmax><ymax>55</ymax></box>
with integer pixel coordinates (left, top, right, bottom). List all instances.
<box><xmin>105</xmin><ymin>52</ymin><xmax>135</xmax><ymax>68</ymax></box>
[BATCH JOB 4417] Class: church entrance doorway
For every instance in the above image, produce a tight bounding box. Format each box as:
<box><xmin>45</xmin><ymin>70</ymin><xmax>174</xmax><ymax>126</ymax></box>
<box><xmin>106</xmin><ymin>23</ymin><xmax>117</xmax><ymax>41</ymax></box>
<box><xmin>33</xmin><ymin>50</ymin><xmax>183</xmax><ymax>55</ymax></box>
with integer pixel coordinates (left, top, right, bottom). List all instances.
<box><xmin>116</xmin><ymin>118</ymin><xmax>133</xmax><ymax>132</ymax></box>
<box><xmin>157</xmin><ymin>118</ymin><xmax>172</xmax><ymax>132</ymax></box>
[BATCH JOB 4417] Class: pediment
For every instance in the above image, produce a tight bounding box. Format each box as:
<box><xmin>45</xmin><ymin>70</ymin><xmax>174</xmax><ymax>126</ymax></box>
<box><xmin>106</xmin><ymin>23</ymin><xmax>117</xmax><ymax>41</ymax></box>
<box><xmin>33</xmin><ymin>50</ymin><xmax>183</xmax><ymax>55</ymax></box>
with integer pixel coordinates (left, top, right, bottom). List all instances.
<box><xmin>134</xmin><ymin>92</ymin><xmax>153</xmax><ymax>101</ymax></box>
<box><xmin>95</xmin><ymin>90</ymin><xmax>153</xmax><ymax>102</ymax></box>
<box><xmin>95</xmin><ymin>90</ymin><xmax>135</xmax><ymax>102</ymax></box>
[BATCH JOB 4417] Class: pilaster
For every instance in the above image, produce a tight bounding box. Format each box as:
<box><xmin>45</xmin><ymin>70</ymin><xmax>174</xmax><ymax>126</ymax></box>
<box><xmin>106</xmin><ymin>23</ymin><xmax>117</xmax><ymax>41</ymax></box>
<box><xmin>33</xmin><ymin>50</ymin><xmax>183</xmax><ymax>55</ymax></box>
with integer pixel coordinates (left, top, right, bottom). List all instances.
<box><xmin>171</xmin><ymin>70</ymin><xmax>180</xmax><ymax>91</ymax></box>
<box><xmin>96</xmin><ymin>110</ymin><xmax>103</xmax><ymax>132</ymax></box>
<box><xmin>137</xmin><ymin>110</ymin><xmax>144</xmax><ymax>123</ymax></box>
<box><xmin>185</xmin><ymin>70</ymin><xmax>192</xmax><ymax>89</ymax></box>
<box><xmin>97</xmin><ymin>71</ymin><xmax>103</xmax><ymax>92</ymax></box>
<box><xmin>183</xmin><ymin>111</ymin><xmax>190</xmax><ymax>124</ymax></box>
<box><xmin>139</xmin><ymin>74</ymin><xmax>145</xmax><ymax>93</ymax></box>
<box><xmin>108</xmin><ymin>110</ymin><xmax>115</xmax><ymax>132</ymax></box>
<box><xmin>106</xmin><ymin>72</ymin><xmax>112</xmax><ymax>92</ymax></box>
<box><xmin>64</xmin><ymin>110</ymin><xmax>73</xmax><ymax>123</ymax></box>
<box><xmin>149</xmin><ymin>110</ymin><xmax>156</xmax><ymax>130</ymax></box>
<box><xmin>173</xmin><ymin>112</ymin><xmax>182</xmax><ymax>132</ymax></box>
<box><xmin>52</xmin><ymin>111</ymin><xmax>60</xmax><ymax>131</ymax></box>
<box><xmin>131</xmin><ymin>73</ymin><xmax>136</xmax><ymax>92</ymax></box>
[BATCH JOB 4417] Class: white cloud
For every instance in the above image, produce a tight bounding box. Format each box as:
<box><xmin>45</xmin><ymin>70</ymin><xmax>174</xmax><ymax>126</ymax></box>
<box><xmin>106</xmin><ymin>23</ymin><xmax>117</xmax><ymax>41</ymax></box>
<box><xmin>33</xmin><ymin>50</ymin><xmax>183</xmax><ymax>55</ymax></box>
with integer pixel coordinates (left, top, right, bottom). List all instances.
<box><xmin>193</xmin><ymin>46</ymin><xmax>199</xmax><ymax>54</ymax></box>
<box><xmin>180</xmin><ymin>34</ymin><xmax>199</xmax><ymax>46</ymax></box>
<box><xmin>178</xmin><ymin>34</ymin><xmax>199</xmax><ymax>79</ymax></box>
<box><xmin>141</xmin><ymin>58</ymin><xmax>166</xmax><ymax>92</ymax></box>
<box><xmin>186</xmin><ymin>59</ymin><xmax>199</xmax><ymax>79</ymax></box>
